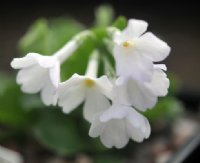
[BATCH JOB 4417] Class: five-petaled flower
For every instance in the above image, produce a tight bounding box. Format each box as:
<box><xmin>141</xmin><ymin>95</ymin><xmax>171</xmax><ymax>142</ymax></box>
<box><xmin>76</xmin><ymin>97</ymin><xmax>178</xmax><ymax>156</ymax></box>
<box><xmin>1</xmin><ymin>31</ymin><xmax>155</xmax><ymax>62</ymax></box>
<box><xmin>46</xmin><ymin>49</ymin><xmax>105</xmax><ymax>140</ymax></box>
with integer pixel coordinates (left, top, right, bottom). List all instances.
<box><xmin>57</xmin><ymin>51</ymin><xmax>113</xmax><ymax>122</ymax></box>
<box><xmin>89</xmin><ymin>102</ymin><xmax>150</xmax><ymax>148</ymax></box>
<box><xmin>115</xmin><ymin>64</ymin><xmax>169</xmax><ymax>111</ymax></box>
<box><xmin>11</xmin><ymin>53</ymin><xmax>60</xmax><ymax>106</ymax></box>
<box><xmin>113</xmin><ymin>19</ymin><xmax>171</xmax><ymax>82</ymax></box>
<box><xmin>11</xmin><ymin>40</ymin><xmax>78</xmax><ymax>106</ymax></box>
<box><xmin>58</xmin><ymin>74</ymin><xmax>112</xmax><ymax>122</ymax></box>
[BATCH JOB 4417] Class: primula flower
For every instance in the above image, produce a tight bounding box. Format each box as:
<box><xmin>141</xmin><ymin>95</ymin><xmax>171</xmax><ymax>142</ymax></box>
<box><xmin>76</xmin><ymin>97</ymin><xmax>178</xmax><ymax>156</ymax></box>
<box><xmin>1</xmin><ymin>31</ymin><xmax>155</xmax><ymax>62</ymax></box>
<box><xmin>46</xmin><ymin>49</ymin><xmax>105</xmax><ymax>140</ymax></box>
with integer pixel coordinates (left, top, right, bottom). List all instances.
<box><xmin>11</xmin><ymin>40</ymin><xmax>78</xmax><ymax>106</ymax></box>
<box><xmin>113</xmin><ymin>19</ymin><xmax>171</xmax><ymax>82</ymax></box>
<box><xmin>57</xmin><ymin>51</ymin><xmax>113</xmax><ymax>122</ymax></box>
<box><xmin>89</xmin><ymin>102</ymin><xmax>151</xmax><ymax>148</ymax></box>
<box><xmin>116</xmin><ymin>64</ymin><xmax>169</xmax><ymax>111</ymax></box>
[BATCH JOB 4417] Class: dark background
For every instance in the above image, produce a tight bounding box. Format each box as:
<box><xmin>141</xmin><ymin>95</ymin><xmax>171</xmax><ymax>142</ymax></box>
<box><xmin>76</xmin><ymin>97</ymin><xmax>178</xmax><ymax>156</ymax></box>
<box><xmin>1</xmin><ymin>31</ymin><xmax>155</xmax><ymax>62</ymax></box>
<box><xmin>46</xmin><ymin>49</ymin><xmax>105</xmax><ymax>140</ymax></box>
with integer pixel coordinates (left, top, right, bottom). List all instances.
<box><xmin>0</xmin><ymin>0</ymin><xmax>200</xmax><ymax>92</ymax></box>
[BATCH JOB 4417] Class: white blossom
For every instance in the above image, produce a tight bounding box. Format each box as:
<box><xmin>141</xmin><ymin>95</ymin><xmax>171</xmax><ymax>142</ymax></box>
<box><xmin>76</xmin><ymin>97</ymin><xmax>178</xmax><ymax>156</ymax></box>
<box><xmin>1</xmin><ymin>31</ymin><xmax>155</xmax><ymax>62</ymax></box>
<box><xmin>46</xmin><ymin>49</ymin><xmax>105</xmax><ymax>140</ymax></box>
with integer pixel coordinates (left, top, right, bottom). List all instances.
<box><xmin>89</xmin><ymin>102</ymin><xmax>151</xmax><ymax>148</ymax></box>
<box><xmin>113</xmin><ymin>19</ymin><xmax>170</xmax><ymax>82</ymax></box>
<box><xmin>57</xmin><ymin>51</ymin><xmax>113</xmax><ymax>122</ymax></box>
<box><xmin>11</xmin><ymin>40</ymin><xmax>78</xmax><ymax>106</ymax></box>
<box><xmin>0</xmin><ymin>145</ymin><xmax>23</xmax><ymax>163</ymax></box>
<box><xmin>116</xmin><ymin>64</ymin><xmax>169</xmax><ymax>111</ymax></box>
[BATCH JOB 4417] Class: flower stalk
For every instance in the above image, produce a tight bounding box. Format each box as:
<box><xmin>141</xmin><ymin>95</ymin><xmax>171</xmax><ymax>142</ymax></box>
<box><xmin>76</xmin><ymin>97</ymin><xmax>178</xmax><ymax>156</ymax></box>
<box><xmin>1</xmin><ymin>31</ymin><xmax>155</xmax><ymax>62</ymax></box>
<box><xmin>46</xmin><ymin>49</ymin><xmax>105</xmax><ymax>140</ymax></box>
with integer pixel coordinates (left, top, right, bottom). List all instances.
<box><xmin>85</xmin><ymin>50</ymin><xmax>99</xmax><ymax>78</ymax></box>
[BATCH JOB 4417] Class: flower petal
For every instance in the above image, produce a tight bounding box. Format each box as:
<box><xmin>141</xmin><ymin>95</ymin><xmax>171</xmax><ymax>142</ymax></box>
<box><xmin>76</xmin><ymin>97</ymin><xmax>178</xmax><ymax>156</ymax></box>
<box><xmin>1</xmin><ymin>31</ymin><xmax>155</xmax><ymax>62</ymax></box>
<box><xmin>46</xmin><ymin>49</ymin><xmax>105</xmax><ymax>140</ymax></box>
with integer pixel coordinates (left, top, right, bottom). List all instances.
<box><xmin>41</xmin><ymin>81</ymin><xmax>57</xmax><ymax>106</ymax></box>
<box><xmin>17</xmin><ymin>66</ymin><xmax>47</xmax><ymax>93</ymax></box>
<box><xmin>83</xmin><ymin>89</ymin><xmax>110</xmax><ymax>122</ymax></box>
<box><xmin>126</xmin><ymin>108</ymin><xmax>151</xmax><ymax>141</ymax></box>
<box><xmin>100</xmin><ymin>119</ymin><xmax>129</xmax><ymax>148</ymax></box>
<box><xmin>145</xmin><ymin>66</ymin><xmax>169</xmax><ymax>96</ymax></box>
<box><xmin>126</xmin><ymin>79</ymin><xmax>157</xmax><ymax>111</ymax></box>
<box><xmin>58</xmin><ymin>76</ymin><xmax>85</xmax><ymax>113</ymax></box>
<box><xmin>57</xmin><ymin>74</ymin><xmax>83</xmax><ymax>98</ymax></box>
<box><xmin>89</xmin><ymin>115</ymin><xmax>105</xmax><ymax>138</ymax></box>
<box><xmin>100</xmin><ymin>104</ymin><xmax>129</xmax><ymax>122</ymax></box>
<box><xmin>136</xmin><ymin>32</ymin><xmax>170</xmax><ymax>62</ymax></box>
<box><xmin>10</xmin><ymin>55</ymin><xmax>37</xmax><ymax>69</ymax></box>
<box><xmin>154</xmin><ymin>64</ymin><xmax>167</xmax><ymax>71</ymax></box>
<box><xmin>122</xmin><ymin>19</ymin><xmax>148</xmax><ymax>38</ymax></box>
<box><xmin>37</xmin><ymin>56</ymin><xmax>58</xmax><ymax>68</ymax></box>
<box><xmin>96</xmin><ymin>75</ymin><xmax>113</xmax><ymax>99</ymax></box>
<box><xmin>114</xmin><ymin>46</ymin><xmax>154</xmax><ymax>82</ymax></box>
<box><xmin>114</xmin><ymin>78</ymin><xmax>132</xmax><ymax>105</ymax></box>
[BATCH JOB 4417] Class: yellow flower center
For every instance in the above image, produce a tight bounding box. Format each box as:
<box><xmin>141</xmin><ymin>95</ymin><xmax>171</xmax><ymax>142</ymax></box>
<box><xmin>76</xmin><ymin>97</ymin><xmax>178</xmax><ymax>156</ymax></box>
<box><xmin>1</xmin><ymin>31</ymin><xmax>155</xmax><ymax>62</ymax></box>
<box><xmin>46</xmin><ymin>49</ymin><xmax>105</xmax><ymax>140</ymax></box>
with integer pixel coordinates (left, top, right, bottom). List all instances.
<box><xmin>84</xmin><ymin>78</ymin><xmax>95</xmax><ymax>87</ymax></box>
<box><xmin>122</xmin><ymin>40</ymin><xmax>134</xmax><ymax>48</ymax></box>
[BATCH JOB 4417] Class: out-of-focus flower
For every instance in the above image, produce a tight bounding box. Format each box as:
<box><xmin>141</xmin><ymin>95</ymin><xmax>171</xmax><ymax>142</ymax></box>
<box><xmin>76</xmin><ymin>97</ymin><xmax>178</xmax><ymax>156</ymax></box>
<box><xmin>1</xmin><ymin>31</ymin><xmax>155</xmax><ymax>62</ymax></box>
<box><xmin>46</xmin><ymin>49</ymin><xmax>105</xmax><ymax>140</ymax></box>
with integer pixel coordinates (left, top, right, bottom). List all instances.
<box><xmin>0</xmin><ymin>145</ymin><xmax>23</xmax><ymax>163</ymax></box>
<box><xmin>11</xmin><ymin>40</ymin><xmax>78</xmax><ymax>106</ymax></box>
<box><xmin>57</xmin><ymin>51</ymin><xmax>113</xmax><ymax>122</ymax></box>
<box><xmin>116</xmin><ymin>64</ymin><xmax>169</xmax><ymax>111</ymax></box>
<box><xmin>89</xmin><ymin>102</ymin><xmax>151</xmax><ymax>148</ymax></box>
<box><xmin>113</xmin><ymin>19</ymin><xmax>170</xmax><ymax>82</ymax></box>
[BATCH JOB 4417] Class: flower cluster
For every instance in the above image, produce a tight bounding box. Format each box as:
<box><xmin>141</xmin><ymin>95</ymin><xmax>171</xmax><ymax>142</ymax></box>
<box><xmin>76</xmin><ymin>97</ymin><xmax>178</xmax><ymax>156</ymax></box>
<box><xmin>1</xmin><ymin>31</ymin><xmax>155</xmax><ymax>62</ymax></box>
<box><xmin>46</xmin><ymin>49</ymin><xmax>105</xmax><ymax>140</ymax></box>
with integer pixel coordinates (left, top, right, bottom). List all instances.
<box><xmin>11</xmin><ymin>19</ymin><xmax>170</xmax><ymax>148</ymax></box>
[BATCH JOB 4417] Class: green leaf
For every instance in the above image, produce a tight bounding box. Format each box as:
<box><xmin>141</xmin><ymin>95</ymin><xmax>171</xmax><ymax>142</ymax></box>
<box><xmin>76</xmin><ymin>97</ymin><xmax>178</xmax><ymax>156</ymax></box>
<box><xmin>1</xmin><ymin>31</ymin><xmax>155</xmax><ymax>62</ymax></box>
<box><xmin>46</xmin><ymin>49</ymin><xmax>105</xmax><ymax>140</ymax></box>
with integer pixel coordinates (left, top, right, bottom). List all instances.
<box><xmin>20</xmin><ymin>94</ymin><xmax>44</xmax><ymax>111</ymax></box>
<box><xmin>95</xmin><ymin>5</ymin><xmax>114</xmax><ymax>27</ymax></box>
<box><xmin>0</xmin><ymin>73</ymin><xmax>31</xmax><ymax>127</ymax></box>
<box><xmin>168</xmin><ymin>73</ymin><xmax>181</xmax><ymax>95</ymax></box>
<box><xmin>19</xmin><ymin>19</ymin><xmax>49</xmax><ymax>55</ymax></box>
<box><xmin>144</xmin><ymin>97</ymin><xmax>183</xmax><ymax>122</ymax></box>
<box><xmin>18</xmin><ymin>18</ymin><xmax>85</xmax><ymax>56</ymax></box>
<box><xmin>60</xmin><ymin>37</ymin><xmax>96</xmax><ymax>81</ymax></box>
<box><xmin>33</xmin><ymin>108</ymin><xmax>85</xmax><ymax>155</ymax></box>
<box><xmin>112</xmin><ymin>16</ymin><xmax>127</xmax><ymax>30</ymax></box>
<box><xmin>45</xmin><ymin>18</ymin><xmax>85</xmax><ymax>54</ymax></box>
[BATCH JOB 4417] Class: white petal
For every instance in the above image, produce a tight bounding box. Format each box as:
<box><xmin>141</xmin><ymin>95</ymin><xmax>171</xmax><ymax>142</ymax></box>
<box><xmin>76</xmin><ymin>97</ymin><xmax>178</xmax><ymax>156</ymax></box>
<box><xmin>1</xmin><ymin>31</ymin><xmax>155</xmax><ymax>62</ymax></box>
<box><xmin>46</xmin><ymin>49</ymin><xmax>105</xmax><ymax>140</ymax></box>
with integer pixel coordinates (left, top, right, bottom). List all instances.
<box><xmin>57</xmin><ymin>74</ymin><xmax>83</xmax><ymax>98</ymax></box>
<box><xmin>100</xmin><ymin>104</ymin><xmax>129</xmax><ymax>122</ymax></box>
<box><xmin>41</xmin><ymin>81</ymin><xmax>57</xmax><ymax>106</ymax></box>
<box><xmin>49</xmin><ymin>61</ymin><xmax>60</xmax><ymax>87</ymax></box>
<box><xmin>89</xmin><ymin>115</ymin><xmax>105</xmax><ymax>138</ymax></box>
<box><xmin>122</xmin><ymin>19</ymin><xmax>148</xmax><ymax>38</ymax></box>
<box><xmin>37</xmin><ymin>56</ymin><xmax>58</xmax><ymax>68</ymax></box>
<box><xmin>154</xmin><ymin>64</ymin><xmax>167</xmax><ymax>71</ymax></box>
<box><xmin>83</xmin><ymin>89</ymin><xmax>110</xmax><ymax>122</ymax></box>
<box><xmin>95</xmin><ymin>75</ymin><xmax>113</xmax><ymax>99</ymax></box>
<box><xmin>10</xmin><ymin>55</ymin><xmax>37</xmax><ymax>69</ymax></box>
<box><xmin>126</xmin><ymin>79</ymin><xmax>157</xmax><ymax>111</ymax></box>
<box><xmin>126</xmin><ymin>108</ymin><xmax>151</xmax><ymax>141</ymax></box>
<box><xmin>114</xmin><ymin>78</ymin><xmax>132</xmax><ymax>105</ymax></box>
<box><xmin>114</xmin><ymin>46</ymin><xmax>154</xmax><ymax>82</ymax></box>
<box><xmin>136</xmin><ymin>32</ymin><xmax>170</xmax><ymax>62</ymax></box>
<box><xmin>145</xmin><ymin>67</ymin><xmax>169</xmax><ymax>96</ymax></box>
<box><xmin>58</xmin><ymin>77</ymin><xmax>85</xmax><ymax>113</ymax></box>
<box><xmin>17</xmin><ymin>66</ymin><xmax>47</xmax><ymax>93</ymax></box>
<box><xmin>100</xmin><ymin>119</ymin><xmax>129</xmax><ymax>148</ymax></box>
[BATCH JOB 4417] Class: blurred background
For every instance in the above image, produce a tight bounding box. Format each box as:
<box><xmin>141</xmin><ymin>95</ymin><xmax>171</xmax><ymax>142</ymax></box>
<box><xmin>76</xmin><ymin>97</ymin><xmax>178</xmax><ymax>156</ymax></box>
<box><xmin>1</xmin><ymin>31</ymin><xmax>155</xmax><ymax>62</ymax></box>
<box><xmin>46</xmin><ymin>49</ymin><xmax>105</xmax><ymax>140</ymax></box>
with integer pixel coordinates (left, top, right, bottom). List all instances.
<box><xmin>0</xmin><ymin>0</ymin><xmax>200</xmax><ymax>163</ymax></box>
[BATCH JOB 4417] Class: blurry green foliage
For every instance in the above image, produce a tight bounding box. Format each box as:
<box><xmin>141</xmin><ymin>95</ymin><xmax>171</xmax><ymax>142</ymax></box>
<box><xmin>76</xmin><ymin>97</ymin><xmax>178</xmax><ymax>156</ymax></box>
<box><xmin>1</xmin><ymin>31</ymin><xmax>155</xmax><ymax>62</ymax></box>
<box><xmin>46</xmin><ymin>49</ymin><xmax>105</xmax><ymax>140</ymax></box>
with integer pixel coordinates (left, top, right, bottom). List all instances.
<box><xmin>95</xmin><ymin>5</ymin><xmax>114</xmax><ymax>27</ymax></box>
<box><xmin>34</xmin><ymin>108</ymin><xmax>84</xmax><ymax>155</ymax></box>
<box><xmin>113</xmin><ymin>16</ymin><xmax>127</xmax><ymax>30</ymax></box>
<box><xmin>19</xmin><ymin>18</ymin><xmax>85</xmax><ymax>55</ymax></box>
<box><xmin>144</xmin><ymin>97</ymin><xmax>183</xmax><ymax>123</ymax></box>
<box><xmin>144</xmin><ymin>74</ymin><xmax>183</xmax><ymax>122</ymax></box>
<box><xmin>0</xmin><ymin>72</ymin><xmax>31</xmax><ymax>127</ymax></box>
<box><xmin>0</xmin><ymin>4</ymin><xmax>183</xmax><ymax>161</ymax></box>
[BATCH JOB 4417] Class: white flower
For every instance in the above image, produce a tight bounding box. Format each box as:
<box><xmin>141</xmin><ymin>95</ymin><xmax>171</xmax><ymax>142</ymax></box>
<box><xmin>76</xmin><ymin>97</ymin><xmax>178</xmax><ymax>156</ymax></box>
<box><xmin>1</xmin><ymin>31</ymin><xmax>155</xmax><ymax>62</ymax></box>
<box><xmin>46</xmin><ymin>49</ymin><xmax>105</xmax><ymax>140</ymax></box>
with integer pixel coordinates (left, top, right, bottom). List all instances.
<box><xmin>113</xmin><ymin>19</ymin><xmax>171</xmax><ymax>82</ymax></box>
<box><xmin>116</xmin><ymin>64</ymin><xmax>169</xmax><ymax>111</ymax></box>
<box><xmin>11</xmin><ymin>40</ymin><xmax>78</xmax><ymax>106</ymax></box>
<box><xmin>57</xmin><ymin>74</ymin><xmax>112</xmax><ymax>122</ymax></box>
<box><xmin>57</xmin><ymin>50</ymin><xmax>113</xmax><ymax>122</ymax></box>
<box><xmin>11</xmin><ymin>53</ymin><xmax>60</xmax><ymax>106</ymax></box>
<box><xmin>89</xmin><ymin>102</ymin><xmax>151</xmax><ymax>148</ymax></box>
